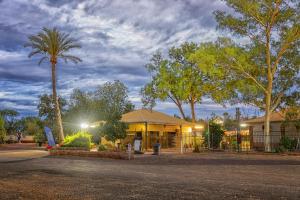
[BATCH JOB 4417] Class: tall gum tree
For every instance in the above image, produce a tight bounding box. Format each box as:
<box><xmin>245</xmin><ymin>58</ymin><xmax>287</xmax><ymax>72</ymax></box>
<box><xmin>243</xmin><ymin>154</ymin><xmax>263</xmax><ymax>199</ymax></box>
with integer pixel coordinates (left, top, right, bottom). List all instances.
<box><xmin>143</xmin><ymin>43</ymin><xmax>207</xmax><ymax>122</ymax></box>
<box><xmin>25</xmin><ymin>27</ymin><xmax>81</xmax><ymax>143</ymax></box>
<box><xmin>199</xmin><ymin>0</ymin><xmax>299</xmax><ymax>152</ymax></box>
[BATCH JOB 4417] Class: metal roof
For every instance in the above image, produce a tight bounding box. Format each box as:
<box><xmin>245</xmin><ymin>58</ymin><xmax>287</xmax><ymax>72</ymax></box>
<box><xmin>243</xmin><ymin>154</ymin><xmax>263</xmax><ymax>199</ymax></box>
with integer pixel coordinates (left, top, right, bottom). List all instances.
<box><xmin>121</xmin><ymin>109</ymin><xmax>195</xmax><ymax>126</ymax></box>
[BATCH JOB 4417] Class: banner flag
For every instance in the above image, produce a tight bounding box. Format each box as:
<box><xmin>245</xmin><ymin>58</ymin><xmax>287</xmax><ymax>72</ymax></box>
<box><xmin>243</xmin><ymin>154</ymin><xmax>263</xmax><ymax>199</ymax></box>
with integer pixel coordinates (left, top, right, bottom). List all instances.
<box><xmin>44</xmin><ymin>127</ymin><xmax>56</xmax><ymax>147</ymax></box>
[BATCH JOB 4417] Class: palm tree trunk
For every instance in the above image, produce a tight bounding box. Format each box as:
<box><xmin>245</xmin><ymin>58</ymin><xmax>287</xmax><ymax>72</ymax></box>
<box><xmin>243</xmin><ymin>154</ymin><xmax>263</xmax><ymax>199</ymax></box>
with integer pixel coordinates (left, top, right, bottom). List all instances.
<box><xmin>51</xmin><ymin>62</ymin><xmax>64</xmax><ymax>143</ymax></box>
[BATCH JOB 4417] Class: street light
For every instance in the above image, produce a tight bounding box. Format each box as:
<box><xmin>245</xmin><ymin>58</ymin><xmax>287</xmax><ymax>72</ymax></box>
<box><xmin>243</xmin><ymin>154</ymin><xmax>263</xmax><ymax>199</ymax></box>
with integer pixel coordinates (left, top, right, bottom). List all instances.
<box><xmin>80</xmin><ymin>123</ymin><xmax>89</xmax><ymax>129</ymax></box>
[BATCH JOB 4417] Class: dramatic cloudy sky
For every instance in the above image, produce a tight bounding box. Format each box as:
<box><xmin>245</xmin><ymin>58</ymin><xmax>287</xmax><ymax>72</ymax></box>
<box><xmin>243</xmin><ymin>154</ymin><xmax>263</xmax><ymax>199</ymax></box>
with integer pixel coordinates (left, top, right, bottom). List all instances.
<box><xmin>0</xmin><ymin>0</ymin><xmax>260</xmax><ymax>118</ymax></box>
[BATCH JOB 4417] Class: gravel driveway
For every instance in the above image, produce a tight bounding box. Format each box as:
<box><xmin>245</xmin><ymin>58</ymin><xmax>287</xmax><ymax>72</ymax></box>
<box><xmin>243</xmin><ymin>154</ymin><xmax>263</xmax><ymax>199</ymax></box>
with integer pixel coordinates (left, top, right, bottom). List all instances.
<box><xmin>0</xmin><ymin>152</ymin><xmax>299</xmax><ymax>200</ymax></box>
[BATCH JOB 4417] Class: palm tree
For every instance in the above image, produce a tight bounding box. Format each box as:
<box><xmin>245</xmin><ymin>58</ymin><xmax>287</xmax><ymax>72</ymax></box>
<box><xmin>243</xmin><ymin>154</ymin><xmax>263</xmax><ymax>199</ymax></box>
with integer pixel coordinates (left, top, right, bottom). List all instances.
<box><xmin>25</xmin><ymin>27</ymin><xmax>81</xmax><ymax>143</ymax></box>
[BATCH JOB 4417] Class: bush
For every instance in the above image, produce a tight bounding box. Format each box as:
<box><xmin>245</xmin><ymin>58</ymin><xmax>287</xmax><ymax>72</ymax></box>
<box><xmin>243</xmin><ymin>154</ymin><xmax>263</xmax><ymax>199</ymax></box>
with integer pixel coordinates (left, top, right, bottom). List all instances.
<box><xmin>204</xmin><ymin>122</ymin><xmax>224</xmax><ymax>149</ymax></box>
<box><xmin>279</xmin><ymin>136</ymin><xmax>297</xmax><ymax>151</ymax></box>
<box><xmin>34</xmin><ymin>131</ymin><xmax>46</xmax><ymax>144</ymax></box>
<box><xmin>62</xmin><ymin>132</ymin><xmax>92</xmax><ymax>149</ymax></box>
<box><xmin>98</xmin><ymin>144</ymin><xmax>107</xmax><ymax>151</ymax></box>
<box><xmin>275</xmin><ymin>145</ymin><xmax>286</xmax><ymax>153</ymax></box>
<box><xmin>0</xmin><ymin>116</ymin><xmax>6</xmax><ymax>144</ymax></box>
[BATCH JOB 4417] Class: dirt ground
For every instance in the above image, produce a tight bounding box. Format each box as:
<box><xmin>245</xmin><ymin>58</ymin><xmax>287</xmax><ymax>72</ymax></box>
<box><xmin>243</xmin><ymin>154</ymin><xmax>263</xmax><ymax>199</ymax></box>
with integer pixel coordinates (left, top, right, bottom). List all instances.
<box><xmin>0</xmin><ymin>152</ymin><xmax>300</xmax><ymax>200</ymax></box>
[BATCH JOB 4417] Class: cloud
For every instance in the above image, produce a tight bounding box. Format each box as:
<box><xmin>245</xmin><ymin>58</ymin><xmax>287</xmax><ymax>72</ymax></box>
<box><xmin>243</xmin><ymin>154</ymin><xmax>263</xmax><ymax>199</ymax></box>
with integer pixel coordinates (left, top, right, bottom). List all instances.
<box><xmin>0</xmin><ymin>0</ymin><xmax>253</xmax><ymax>118</ymax></box>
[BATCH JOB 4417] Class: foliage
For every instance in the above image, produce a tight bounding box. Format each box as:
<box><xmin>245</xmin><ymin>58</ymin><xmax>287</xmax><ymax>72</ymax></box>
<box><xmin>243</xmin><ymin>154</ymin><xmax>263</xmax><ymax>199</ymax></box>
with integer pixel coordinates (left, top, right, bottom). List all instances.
<box><xmin>190</xmin><ymin>1</ymin><xmax>299</xmax><ymax>152</ymax></box>
<box><xmin>98</xmin><ymin>144</ymin><xmax>107</xmax><ymax>151</ymax></box>
<box><xmin>143</xmin><ymin>42</ymin><xmax>236</xmax><ymax>122</ymax></box>
<box><xmin>95</xmin><ymin>80</ymin><xmax>134</xmax><ymax>120</ymax></box>
<box><xmin>25</xmin><ymin>27</ymin><xmax>82</xmax><ymax>143</ymax></box>
<box><xmin>204</xmin><ymin>122</ymin><xmax>225</xmax><ymax>149</ymax></box>
<box><xmin>277</xmin><ymin>136</ymin><xmax>298</xmax><ymax>152</ymax></box>
<box><xmin>284</xmin><ymin>106</ymin><xmax>300</xmax><ymax>133</ymax></box>
<box><xmin>63</xmin><ymin>89</ymin><xmax>99</xmax><ymax>135</ymax></box>
<box><xmin>101</xmin><ymin>120</ymin><xmax>128</xmax><ymax>142</ymax></box>
<box><xmin>0</xmin><ymin>115</ymin><xmax>7</xmax><ymax>144</ymax></box>
<box><xmin>222</xmin><ymin>112</ymin><xmax>237</xmax><ymax>131</ymax></box>
<box><xmin>62</xmin><ymin>131</ymin><xmax>92</xmax><ymax>149</ymax></box>
<box><xmin>0</xmin><ymin>109</ymin><xmax>20</xmax><ymax>135</ymax></box>
<box><xmin>38</xmin><ymin>94</ymin><xmax>67</xmax><ymax>141</ymax></box>
<box><xmin>95</xmin><ymin>81</ymin><xmax>134</xmax><ymax>142</ymax></box>
<box><xmin>142</xmin><ymin>43</ymin><xmax>204</xmax><ymax>121</ymax></box>
<box><xmin>33</xmin><ymin>131</ymin><xmax>46</xmax><ymax>143</ymax></box>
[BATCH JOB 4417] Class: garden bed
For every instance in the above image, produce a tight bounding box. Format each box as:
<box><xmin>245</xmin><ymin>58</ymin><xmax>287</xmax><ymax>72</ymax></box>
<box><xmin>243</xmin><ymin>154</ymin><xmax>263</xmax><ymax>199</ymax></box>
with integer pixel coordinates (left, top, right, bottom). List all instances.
<box><xmin>54</xmin><ymin>147</ymin><xmax>90</xmax><ymax>151</ymax></box>
<box><xmin>50</xmin><ymin>149</ymin><xmax>133</xmax><ymax>160</ymax></box>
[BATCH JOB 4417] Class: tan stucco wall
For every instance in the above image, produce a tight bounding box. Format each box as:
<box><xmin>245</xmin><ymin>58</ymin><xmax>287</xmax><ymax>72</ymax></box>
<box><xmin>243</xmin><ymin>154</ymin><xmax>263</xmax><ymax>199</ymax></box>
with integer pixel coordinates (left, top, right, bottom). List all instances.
<box><xmin>251</xmin><ymin>122</ymin><xmax>299</xmax><ymax>146</ymax></box>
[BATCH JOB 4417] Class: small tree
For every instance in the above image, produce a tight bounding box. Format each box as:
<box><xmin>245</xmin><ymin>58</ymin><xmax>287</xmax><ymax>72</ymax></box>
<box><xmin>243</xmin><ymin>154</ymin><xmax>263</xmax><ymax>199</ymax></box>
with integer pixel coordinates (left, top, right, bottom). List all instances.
<box><xmin>24</xmin><ymin>118</ymin><xmax>46</xmax><ymax>144</ymax></box>
<box><xmin>96</xmin><ymin>81</ymin><xmax>134</xmax><ymax>142</ymax></box>
<box><xmin>0</xmin><ymin>115</ymin><xmax>6</xmax><ymax>144</ymax></box>
<box><xmin>204</xmin><ymin>122</ymin><xmax>224</xmax><ymax>149</ymax></box>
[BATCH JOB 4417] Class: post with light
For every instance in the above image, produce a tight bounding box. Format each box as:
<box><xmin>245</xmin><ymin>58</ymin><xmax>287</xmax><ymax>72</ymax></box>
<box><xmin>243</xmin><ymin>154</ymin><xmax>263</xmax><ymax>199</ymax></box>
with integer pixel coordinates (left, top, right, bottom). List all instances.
<box><xmin>207</xmin><ymin>117</ymin><xmax>210</xmax><ymax>150</ymax></box>
<box><xmin>80</xmin><ymin>123</ymin><xmax>89</xmax><ymax>130</ymax></box>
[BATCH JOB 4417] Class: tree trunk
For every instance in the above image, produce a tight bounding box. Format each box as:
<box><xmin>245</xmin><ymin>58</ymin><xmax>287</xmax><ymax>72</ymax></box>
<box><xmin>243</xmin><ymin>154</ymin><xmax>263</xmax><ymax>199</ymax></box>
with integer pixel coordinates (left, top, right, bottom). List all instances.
<box><xmin>190</xmin><ymin>99</ymin><xmax>196</xmax><ymax>123</ymax></box>
<box><xmin>177</xmin><ymin>103</ymin><xmax>186</xmax><ymax>120</ymax></box>
<box><xmin>264</xmin><ymin>101</ymin><xmax>271</xmax><ymax>152</ymax></box>
<box><xmin>264</xmin><ymin>25</ymin><xmax>273</xmax><ymax>152</ymax></box>
<box><xmin>51</xmin><ymin>61</ymin><xmax>64</xmax><ymax>143</ymax></box>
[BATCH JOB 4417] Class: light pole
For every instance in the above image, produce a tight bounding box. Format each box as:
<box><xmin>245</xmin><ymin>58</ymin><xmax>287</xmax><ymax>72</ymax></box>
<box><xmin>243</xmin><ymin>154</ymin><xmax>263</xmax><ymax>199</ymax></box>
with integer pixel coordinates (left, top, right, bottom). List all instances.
<box><xmin>207</xmin><ymin>117</ymin><xmax>210</xmax><ymax>150</ymax></box>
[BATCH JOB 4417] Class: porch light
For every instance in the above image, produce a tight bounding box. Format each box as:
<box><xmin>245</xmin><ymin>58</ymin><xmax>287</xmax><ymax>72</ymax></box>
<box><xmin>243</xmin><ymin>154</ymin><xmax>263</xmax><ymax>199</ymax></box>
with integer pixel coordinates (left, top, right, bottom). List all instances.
<box><xmin>240</xmin><ymin>123</ymin><xmax>248</xmax><ymax>127</ymax></box>
<box><xmin>194</xmin><ymin>125</ymin><xmax>204</xmax><ymax>129</ymax></box>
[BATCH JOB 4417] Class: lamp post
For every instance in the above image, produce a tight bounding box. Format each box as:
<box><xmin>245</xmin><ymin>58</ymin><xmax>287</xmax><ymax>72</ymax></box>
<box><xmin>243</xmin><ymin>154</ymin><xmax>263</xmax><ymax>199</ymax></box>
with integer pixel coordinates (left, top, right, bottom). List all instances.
<box><xmin>207</xmin><ymin>117</ymin><xmax>210</xmax><ymax>150</ymax></box>
<box><xmin>80</xmin><ymin>123</ymin><xmax>89</xmax><ymax>130</ymax></box>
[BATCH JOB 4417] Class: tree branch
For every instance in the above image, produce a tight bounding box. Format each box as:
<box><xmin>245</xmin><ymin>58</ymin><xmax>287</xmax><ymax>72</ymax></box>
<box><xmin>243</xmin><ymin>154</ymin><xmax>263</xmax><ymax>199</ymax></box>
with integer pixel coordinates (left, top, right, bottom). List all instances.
<box><xmin>271</xmin><ymin>92</ymin><xmax>284</xmax><ymax>112</ymax></box>
<box><xmin>224</xmin><ymin>57</ymin><xmax>268</xmax><ymax>94</ymax></box>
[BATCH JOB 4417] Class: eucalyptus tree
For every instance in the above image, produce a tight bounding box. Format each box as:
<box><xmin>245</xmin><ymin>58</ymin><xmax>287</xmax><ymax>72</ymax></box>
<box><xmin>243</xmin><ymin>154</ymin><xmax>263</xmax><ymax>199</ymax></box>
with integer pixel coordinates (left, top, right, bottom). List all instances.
<box><xmin>142</xmin><ymin>42</ymin><xmax>231</xmax><ymax>122</ymax></box>
<box><xmin>142</xmin><ymin>50</ymin><xmax>187</xmax><ymax>120</ymax></box>
<box><xmin>192</xmin><ymin>0</ymin><xmax>299</xmax><ymax>151</ymax></box>
<box><xmin>25</xmin><ymin>27</ymin><xmax>81</xmax><ymax>142</ymax></box>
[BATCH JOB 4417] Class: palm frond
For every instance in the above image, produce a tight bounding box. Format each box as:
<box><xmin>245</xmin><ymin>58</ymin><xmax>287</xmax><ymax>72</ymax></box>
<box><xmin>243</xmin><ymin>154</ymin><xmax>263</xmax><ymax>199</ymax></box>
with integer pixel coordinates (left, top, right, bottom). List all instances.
<box><xmin>28</xmin><ymin>50</ymin><xmax>44</xmax><ymax>58</ymax></box>
<box><xmin>59</xmin><ymin>54</ymin><xmax>82</xmax><ymax>64</ymax></box>
<box><xmin>38</xmin><ymin>56</ymin><xmax>49</xmax><ymax>65</ymax></box>
<box><xmin>25</xmin><ymin>27</ymin><xmax>81</xmax><ymax>65</ymax></box>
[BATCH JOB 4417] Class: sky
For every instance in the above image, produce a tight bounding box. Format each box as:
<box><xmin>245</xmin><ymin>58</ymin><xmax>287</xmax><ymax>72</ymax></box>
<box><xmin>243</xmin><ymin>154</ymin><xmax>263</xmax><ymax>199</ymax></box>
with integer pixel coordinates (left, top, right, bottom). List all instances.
<box><xmin>0</xmin><ymin>0</ymin><xmax>261</xmax><ymax>119</ymax></box>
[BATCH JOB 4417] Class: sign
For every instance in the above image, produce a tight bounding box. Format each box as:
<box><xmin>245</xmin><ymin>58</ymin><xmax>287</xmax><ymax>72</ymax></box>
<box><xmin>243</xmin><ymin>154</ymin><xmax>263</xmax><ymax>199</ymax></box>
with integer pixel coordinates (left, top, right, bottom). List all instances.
<box><xmin>134</xmin><ymin>140</ymin><xmax>141</xmax><ymax>152</ymax></box>
<box><xmin>44</xmin><ymin>127</ymin><xmax>56</xmax><ymax>147</ymax></box>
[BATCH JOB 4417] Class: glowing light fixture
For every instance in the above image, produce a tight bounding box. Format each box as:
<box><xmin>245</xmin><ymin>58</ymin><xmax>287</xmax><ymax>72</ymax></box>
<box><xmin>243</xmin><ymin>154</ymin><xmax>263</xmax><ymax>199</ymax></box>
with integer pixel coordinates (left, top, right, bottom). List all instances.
<box><xmin>188</xmin><ymin>127</ymin><xmax>192</xmax><ymax>132</ymax></box>
<box><xmin>80</xmin><ymin>123</ymin><xmax>89</xmax><ymax>129</ymax></box>
<box><xmin>240</xmin><ymin>123</ymin><xmax>248</xmax><ymax>127</ymax></box>
<box><xmin>195</xmin><ymin>125</ymin><xmax>204</xmax><ymax>129</ymax></box>
<box><xmin>90</xmin><ymin>125</ymin><xmax>96</xmax><ymax>128</ymax></box>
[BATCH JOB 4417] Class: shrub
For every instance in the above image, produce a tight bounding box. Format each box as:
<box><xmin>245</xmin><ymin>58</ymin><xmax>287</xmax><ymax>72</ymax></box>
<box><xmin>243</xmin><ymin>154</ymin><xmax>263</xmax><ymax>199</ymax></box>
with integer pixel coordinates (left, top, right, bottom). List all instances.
<box><xmin>204</xmin><ymin>122</ymin><xmax>224</xmax><ymax>149</ymax></box>
<box><xmin>279</xmin><ymin>136</ymin><xmax>297</xmax><ymax>151</ymax></box>
<box><xmin>34</xmin><ymin>131</ymin><xmax>46</xmax><ymax>143</ymax></box>
<box><xmin>62</xmin><ymin>131</ymin><xmax>92</xmax><ymax>149</ymax></box>
<box><xmin>275</xmin><ymin>145</ymin><xmax>286</xmax><ymax>153</ymax></box>
<box><xmin>0</xmin><ymin>115</ymin><xmax>6</xmax><ymax>144</ymax></box>
<box><xmin>98</xmin><ymin>144</ymin><xmax>107</xmax><ymax>151</ymax></box>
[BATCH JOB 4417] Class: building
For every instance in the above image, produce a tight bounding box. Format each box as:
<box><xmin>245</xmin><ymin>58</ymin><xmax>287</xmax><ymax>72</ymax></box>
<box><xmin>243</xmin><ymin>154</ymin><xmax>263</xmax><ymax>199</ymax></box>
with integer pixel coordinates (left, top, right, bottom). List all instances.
<box><xmin>242</xmin><ymin>111</ymin><xmax>299</xmax><ymax>150</ymax></box>
<box><xmin>113</xmin><ymin>109</ymin><xmax>204</xmax><ymax>150</ymax></box>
